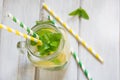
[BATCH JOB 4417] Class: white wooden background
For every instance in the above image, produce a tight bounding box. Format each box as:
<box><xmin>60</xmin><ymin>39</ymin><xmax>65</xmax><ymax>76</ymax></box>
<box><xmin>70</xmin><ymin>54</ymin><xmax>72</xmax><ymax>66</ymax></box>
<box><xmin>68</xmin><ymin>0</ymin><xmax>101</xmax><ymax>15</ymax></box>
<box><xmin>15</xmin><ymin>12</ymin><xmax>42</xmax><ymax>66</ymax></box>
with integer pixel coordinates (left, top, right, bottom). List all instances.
<box><xmin>0</xmin><ymin>0</ymin><xmax>119</xmax><ymax>80</ymax></box>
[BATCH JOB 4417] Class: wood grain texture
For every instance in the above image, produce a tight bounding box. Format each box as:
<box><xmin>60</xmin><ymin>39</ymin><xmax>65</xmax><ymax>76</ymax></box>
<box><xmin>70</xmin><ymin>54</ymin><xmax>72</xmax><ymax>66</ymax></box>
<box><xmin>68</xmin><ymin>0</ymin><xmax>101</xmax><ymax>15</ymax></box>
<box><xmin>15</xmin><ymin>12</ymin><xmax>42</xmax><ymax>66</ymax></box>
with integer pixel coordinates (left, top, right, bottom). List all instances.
<box><xmin>0</xmin><ymin>0</ymin><xmax>40</xmax><ymax>80</ymax></box>
<box><xmin>0</xmin><ymin>0</ymin><xmax>20</xmax><ymax>79</ymax></box>
<box><xmin>0</xmin><ymin>0</ymin><xmax>3</xmax><ymax>22</ymax></box>
<box><xmin>0</xmin><ymin>0</ymin><xmax>3</xmax><ymax>44</ymax></box>
<box><xmin>78</xmin><ymin>0</ymin><xmax>119</xmax><ymax>80</ymax></box>
<box><xmin>0</xmin><ymin>0</ymin><xmax>119</xmax><ymax>80</ymax></box>
<box><xmin>38</xmin><ymin>0</ymin><xmax>80</xmax><ymax>80</ymax></box>
<box><xmin>13</xmin><ymin>0</ymin><xmax>41</xmax><ymax>80</ymax></box>
<box><xmin>0</xmin><ymin>0</ymin><xmax>3</xmax><ymax>79</ymax></box>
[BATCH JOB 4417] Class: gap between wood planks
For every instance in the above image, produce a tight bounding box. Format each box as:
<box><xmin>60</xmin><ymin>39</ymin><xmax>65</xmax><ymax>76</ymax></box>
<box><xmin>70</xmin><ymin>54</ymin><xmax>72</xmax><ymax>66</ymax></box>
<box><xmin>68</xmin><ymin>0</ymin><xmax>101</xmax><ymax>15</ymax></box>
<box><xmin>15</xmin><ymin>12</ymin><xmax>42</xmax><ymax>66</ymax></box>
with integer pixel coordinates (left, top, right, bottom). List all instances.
<box><xmin>34</xmin><ymin>0</ymin><xmax>44</xmax><ymax>80</ymax></box>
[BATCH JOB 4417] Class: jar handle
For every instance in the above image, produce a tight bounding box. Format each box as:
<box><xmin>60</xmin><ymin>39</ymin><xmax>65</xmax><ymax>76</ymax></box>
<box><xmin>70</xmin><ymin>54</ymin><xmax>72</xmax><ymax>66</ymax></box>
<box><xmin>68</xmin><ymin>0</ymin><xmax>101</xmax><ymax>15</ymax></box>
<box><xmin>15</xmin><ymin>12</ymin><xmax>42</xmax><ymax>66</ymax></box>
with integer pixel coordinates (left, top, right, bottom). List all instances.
<box><xmin>17</xmin><ymin>41</ymin><xmax>27</xmax><ymax>54</ymax></box>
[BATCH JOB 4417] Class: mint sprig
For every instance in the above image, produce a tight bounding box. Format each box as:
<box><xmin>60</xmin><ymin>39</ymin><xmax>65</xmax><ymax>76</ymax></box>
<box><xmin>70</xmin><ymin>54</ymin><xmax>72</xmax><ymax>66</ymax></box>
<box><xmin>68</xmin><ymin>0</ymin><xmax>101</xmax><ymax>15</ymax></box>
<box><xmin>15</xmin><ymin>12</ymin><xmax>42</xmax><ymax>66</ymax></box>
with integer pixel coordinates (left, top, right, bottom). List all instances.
<box><xmin>31</xmin><ymin>28</ymin><xmax>62</xmax><ymax>56</ymax></box>
<box><xmin>69</xmin><ymin>8</ymin><xmax>89</xmax><ymax>20</ymax></box>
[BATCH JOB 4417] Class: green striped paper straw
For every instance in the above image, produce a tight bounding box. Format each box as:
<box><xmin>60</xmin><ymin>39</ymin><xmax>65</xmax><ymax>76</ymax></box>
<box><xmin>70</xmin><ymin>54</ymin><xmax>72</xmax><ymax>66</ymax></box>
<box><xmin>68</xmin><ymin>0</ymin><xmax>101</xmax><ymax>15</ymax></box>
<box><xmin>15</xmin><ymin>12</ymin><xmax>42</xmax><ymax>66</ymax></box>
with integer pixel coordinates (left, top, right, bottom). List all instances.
<box><xmin>48</xmin><ymin>15</ymin><xmax>93</xmax><ymax>80</ymax></box>
<box><xmin>71</xmin><ymin>50</ymin><xmax>93</xmax><ymax>80</ymax></box>
<box><xmin>48</xmin><ymin>16</ymin><xmax>55</xmax><ymax>24</ymax></box>
<box><xmin>48</xmin><ymin>16</ymin><xmax>93</xmax><ymax>80</ymax></box>
<box><xmin>48</xmin><ymin>15</ymin><xmax>59</xmax><ymax>27</ymax></box>
<box><xmin>7</xmin><ymin>13</ymin><xmax>39</xmax><ymax>39</ymax></box>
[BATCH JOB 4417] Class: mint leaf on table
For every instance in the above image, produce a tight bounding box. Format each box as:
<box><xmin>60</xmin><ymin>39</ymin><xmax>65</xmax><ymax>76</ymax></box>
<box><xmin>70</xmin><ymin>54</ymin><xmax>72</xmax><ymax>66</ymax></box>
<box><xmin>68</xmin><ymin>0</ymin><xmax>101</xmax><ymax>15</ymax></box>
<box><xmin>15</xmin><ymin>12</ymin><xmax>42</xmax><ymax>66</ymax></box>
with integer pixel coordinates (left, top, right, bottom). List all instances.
<box><xmin>79</xmin><ymin>8</ymin><xmax>89</xmax><ymax>20</ymax></box>
<box><xmin>69</xmin><ymin>8</ymin><xmax>89</xmax><ymax>20</ymax></box>
<box><xmin>69</xmin><ymin>8</ymin><xmax>80</xmax><ymax>16</ymax></box>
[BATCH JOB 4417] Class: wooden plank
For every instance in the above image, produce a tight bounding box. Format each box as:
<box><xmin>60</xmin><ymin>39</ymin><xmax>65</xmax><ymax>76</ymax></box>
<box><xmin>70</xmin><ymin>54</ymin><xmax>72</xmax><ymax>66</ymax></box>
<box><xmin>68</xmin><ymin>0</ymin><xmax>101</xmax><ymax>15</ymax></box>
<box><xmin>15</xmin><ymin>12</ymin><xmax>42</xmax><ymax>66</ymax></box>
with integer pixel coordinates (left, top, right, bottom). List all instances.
<box><xmin>16</xmin><ymin>0</ymin><xmax>41</xmax><ymax>80</ymax></box>
<box><xmin>78</xmin><ymin>0</ymin><xmax>119</xmax><ymax>80</ymax></box>
<box><xmin>0</xmin><ymin>0</ymin><xmax>3</xmax><ymax>22</ymax></box>
<box><xmin>0</xmin><ymin>0</ymin><xmax>40</xmax><ymax>80</ymax></box>
<box><xmin>0</xmin><ymin>0</ymin><xmax>20</xmax><ymax>79</ymax></box>
<box><xmin>0</xmin><ymin>0</ymin><xmax>3</xmax><ymax>79</ymax></box>
<box><xmin>0</xmin><ymin>0</ymin><xmax>118</xmax><ymax>80</ymax></box>
<box><xmin>37</xmin><ymin>0</ymin><xmax>80</xmax><ymax>80</ymax></box>
<box><xmin>0</xmin><ymin>0</ymin><xmax>3</xmax><ymax>41</ymax></box>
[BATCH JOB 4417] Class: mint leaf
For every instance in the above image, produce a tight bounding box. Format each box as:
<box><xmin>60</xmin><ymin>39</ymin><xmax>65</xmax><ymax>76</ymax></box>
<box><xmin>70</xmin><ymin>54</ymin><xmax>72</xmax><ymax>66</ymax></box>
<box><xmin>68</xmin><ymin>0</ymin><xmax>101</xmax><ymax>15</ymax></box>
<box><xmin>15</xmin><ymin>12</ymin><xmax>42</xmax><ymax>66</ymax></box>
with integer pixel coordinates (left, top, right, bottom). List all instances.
<box><xmin>42</xmin><ymin>34</ymin><xmax>50</xmax><ymax>43</ymax></box>
<box><xmin>37</xmin><ymin>43</ymin><xmax>50</xmax><ymax>55</ymax></box>
<box><xmin>69</xmin><ymin>8</ymin><xmax>79</xmax><ymax>16</ymax></box>
<box><xmin>51</xmin><ymin>58</ymin><xmax>61</xmax><ymax>64</ymax></box>
<box><xmin>30</xmin><ymin>40</ymin><xmax>37</xmax><ymax>46</ymax></box>
<box><xmin>69</xmin><ymin>8</ymin><xmax>89</xmax><ymax>20</ymax></box>
<box><xmin>52</xmin><ymin>33</ymin><xmax>62</xmax><ymax>41</ymax></box>
<box><xmin>79</xmin><ymin>8</ymin><xmax>89</xmax><ymax>20</ymax></box>
<box><xmin>35</xmin><ymin>28</ymin><xmax>62</xmax><ymax>56</ymax></box>
<box><xmin>50</xmin><ymin>41</ymin><xmax>58</xmax><ymax>47</ymax></box>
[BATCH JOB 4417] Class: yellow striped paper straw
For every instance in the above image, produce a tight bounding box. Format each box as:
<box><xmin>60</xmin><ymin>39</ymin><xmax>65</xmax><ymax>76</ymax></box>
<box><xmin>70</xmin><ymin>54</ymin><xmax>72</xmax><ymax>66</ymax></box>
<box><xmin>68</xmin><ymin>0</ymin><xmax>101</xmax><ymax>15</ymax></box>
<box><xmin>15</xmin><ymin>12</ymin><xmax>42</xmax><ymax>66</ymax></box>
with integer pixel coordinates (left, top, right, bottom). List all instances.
<box><xmin>43</xmin><ymin>3</ymin><xmax>104</xmax><ymax>63</ymax></box>
<box><xmin>0</xmin><ymin>24</ymin><xmax>42</xmax><ymax>46</ymax></box>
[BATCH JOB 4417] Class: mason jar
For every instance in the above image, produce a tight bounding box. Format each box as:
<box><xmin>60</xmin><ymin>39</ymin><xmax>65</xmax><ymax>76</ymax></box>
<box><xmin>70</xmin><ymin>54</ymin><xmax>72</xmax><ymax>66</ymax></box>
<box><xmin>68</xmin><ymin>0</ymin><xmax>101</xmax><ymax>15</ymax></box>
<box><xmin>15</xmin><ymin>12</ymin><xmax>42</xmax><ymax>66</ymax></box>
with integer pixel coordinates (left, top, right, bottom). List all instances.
<box><xmin>17</xmin><ymin>21</ymin><xmax>71</xmax><ymax>70</ymax></box>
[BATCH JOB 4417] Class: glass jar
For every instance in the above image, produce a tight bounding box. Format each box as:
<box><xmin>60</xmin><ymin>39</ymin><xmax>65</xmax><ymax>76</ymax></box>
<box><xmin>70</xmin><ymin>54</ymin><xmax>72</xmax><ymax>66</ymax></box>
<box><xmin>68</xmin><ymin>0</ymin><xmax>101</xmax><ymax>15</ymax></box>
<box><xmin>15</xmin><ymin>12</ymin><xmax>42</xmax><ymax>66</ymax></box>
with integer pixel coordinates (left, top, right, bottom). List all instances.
<box><xmin>17</xmin><ymin>21</ymin><xmax>71</xmax><ymax>70</ymax></box>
